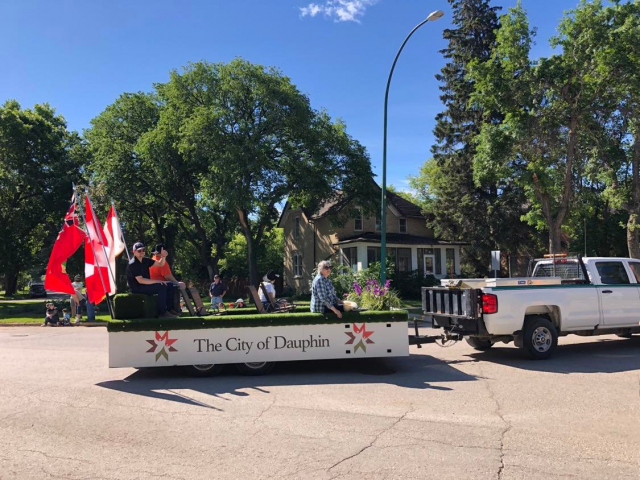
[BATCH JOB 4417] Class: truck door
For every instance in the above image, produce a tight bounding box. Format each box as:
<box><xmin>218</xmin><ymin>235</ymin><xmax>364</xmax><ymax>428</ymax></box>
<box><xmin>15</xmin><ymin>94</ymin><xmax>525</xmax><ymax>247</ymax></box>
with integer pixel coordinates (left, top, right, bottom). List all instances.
<box><xmin>595</xmin><ymin>261</ymin><xmax>639</xmax><ymax>327</ymax></box>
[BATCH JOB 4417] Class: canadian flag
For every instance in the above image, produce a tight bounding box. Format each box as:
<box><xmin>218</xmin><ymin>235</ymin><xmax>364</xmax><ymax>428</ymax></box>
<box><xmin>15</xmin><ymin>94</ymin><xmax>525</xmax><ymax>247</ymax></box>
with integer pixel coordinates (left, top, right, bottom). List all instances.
<box><xmin>84</xmin><ymin>196</ymin><xmax>112</xmax><ymax>304</ymax></box>
<box><xmin>44</xmin><ymin>193</ymin><xmax>86</xmax><ymax>295</ymax></box>
<box><xmin>102</xmin><ymin>205</ymin><xmax>126</xmax><ymax>295</ymax></box>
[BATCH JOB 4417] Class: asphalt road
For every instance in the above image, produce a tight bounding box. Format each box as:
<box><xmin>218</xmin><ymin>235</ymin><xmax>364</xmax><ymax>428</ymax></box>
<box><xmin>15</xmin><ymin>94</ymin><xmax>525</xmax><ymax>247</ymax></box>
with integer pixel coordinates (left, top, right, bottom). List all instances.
<box><xmin>0</xmin><ymin>326</ymin><xmax>639</xmax><ymax>480</ymax></box>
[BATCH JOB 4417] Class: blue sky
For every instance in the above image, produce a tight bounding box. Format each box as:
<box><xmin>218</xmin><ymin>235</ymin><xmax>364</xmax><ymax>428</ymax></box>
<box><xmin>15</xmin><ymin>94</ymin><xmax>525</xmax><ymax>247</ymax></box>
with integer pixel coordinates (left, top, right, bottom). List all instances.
<box><xmin>1</xmin><ymin>0</ymin><xmax>584</xmax><ymax>192</ymax></box>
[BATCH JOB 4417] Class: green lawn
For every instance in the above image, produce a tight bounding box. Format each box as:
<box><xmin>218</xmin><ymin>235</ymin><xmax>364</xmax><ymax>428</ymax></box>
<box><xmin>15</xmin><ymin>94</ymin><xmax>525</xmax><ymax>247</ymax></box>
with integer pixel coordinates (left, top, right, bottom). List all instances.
<box><xmin>401</xmin><ymin>299</ymin><xmax>422</xmax><ymax>309</ymax></box>
<box><xmin>0</xmin><ymin>298</ymin><xmax>109</xmax><ymax>324</ymax></box>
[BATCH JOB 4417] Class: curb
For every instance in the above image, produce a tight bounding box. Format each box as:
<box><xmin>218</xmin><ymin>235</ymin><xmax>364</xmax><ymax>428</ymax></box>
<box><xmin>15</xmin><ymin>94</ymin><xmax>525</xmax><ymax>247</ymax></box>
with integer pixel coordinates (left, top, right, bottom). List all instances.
<box><xmin>0</xmin><ymin>322</ymin><xmax>108</xmax><ymax>328</ymax></box>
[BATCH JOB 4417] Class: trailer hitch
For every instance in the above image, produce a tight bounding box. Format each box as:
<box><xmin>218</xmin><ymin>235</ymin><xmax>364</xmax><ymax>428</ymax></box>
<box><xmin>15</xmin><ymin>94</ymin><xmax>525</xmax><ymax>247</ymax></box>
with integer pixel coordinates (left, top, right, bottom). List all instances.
<box><xmin>409</xmin><ymin>316</ymin><xmax>464</xmax><ymax>348</ymax></box>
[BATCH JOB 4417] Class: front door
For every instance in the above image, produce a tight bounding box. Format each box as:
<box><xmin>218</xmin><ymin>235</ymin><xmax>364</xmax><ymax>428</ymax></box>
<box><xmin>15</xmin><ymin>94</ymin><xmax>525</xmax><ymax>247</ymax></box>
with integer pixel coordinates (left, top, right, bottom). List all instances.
<box><xmin>424</xmin><ymin>255</ymin><xmax>435</xmax><ymax>277</ymax></box>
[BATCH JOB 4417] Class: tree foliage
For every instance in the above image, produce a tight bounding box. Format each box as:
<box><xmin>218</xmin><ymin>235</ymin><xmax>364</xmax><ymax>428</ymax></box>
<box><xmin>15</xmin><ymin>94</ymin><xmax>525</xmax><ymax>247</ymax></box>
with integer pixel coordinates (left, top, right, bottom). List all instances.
<box><xmin>469</xmin><ymin>0</ymin><xmax>636</xmax><ymax>255</ymax></box>
<box><xmin>163</xmin><ymin>59</ymin><xmax>375</xmax><ymax>285</ymax></box>
<box><xmin>411</xmin><ymin>0</ymin><xmax>538</xmax><ymax>276</ymax></box>
<box><xmin>0</xmin><ymin>101</ymin><xmax>84</xmax><ymax>294</ymax></box>
<box><xmin>85</xmin><ymin>91</ymin><xmax>233</xmax><ymax>281</ymax></box>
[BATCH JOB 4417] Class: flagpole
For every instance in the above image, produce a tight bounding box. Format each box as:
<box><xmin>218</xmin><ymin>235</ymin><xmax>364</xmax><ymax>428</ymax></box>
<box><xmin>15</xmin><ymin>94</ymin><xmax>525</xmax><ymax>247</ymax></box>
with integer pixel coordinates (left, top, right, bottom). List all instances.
<box><xmin>76</xmin><ymin>186</ymin><xmax>115</xmax><ymax>320</ymax></box>
<box><xmin>111</xmin><ymin>201</ymin><xmax>131</xmax><ymax>262</ymax></box>
<box><xmin>85</xmin><ymin>189</ymin><xmax>117</xmax><ymax>319</ymax></box>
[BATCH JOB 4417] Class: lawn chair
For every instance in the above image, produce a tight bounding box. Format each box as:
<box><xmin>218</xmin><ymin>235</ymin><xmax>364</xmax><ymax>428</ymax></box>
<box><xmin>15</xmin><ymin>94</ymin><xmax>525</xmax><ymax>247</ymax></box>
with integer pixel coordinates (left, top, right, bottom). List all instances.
<box><xmin>188</xmin><ymin>288</ymin><xmax>213</xmax><ymax>316</ymax></box>
<box><xmin>259</xmin><ymin>283</ymin><xmax>296</xmax><ymax>313</ymax></box>
<box><xmin>180</xmin><ymin>288</ymin><xmax>196</xmax><ymax>316</ymax></box>
<box><xmin>248</xmin><ymin>286</ymin><xmax>267</xmax><ymax>313</ymax></box>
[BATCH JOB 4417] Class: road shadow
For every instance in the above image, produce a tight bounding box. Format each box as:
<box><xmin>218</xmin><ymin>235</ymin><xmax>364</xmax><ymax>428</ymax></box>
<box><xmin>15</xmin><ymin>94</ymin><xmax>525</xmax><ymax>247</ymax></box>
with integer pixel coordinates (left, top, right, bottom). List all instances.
<box><xmin>467</xmin><ymin>336</ymin><xmax>640</xmax><ymax>374</ymax></box>
<box><xmin>96</xmin><ymin>354</ymin><xmax>476</xmax><ymax>409</ymax></box>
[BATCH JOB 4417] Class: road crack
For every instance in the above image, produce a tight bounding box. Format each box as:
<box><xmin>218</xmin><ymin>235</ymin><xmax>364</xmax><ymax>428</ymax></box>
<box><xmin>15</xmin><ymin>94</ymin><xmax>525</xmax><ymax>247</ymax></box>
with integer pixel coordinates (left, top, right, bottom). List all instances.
<box><xmin>478</xmin><ymin>364</ymin><xmax>512</xmax><ymax>480</ymax></box>
<box><xmin>326</xmin><ymin>405</ymin><xmax>415</xmax><ymax>475</ymax></box>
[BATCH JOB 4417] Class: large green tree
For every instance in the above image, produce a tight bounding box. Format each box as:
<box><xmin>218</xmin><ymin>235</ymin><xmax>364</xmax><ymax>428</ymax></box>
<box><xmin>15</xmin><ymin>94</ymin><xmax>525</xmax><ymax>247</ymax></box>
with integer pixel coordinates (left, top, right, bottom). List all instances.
<box><xmin>469</xmin><ymin>0</ymin><xmax>629</xmax><ymax>254</ymax></box>
<box><xmin>0</xmin><ymin>101</ymin><xmax>83</xmax><ymax>294</ymax></box>
<box><xmin>85</xmin><ymin>92</ymin><xmax>232</xmax><ymax>280</ymax></box>
<box><xmin>164</xmin><ymin>59</ymin><xmax>375</xmax><ymax>286</ymax></box>
<box><xmin>585</xmin><ymin>0</ymin><xmax>640</xmax><ymax>257</ymax></box>
<box><xmin>411</xmin><ymin>0</ymin><xmax>536</xmax><ymax>276</ymax></box>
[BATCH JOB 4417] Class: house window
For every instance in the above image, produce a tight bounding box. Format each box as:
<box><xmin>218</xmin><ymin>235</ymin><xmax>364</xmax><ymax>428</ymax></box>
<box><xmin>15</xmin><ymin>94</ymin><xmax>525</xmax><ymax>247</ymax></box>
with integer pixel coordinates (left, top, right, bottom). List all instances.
<box><xmin>354</xmin><ymin>209</ymin><xmax>363</xmax><ymax>231</ymax></box>
<box><xmin>294</xmin><ymin>217</ymin><xmax>301</xmax><ymax>239</ymax></box>
<box><xmin>399</xmin><ymin>218</ymin><xmax>407</xmax><ymax>233</ymax></box>
<box><xmin>446</xmin><ymin>248</ymin><xmax>455</xmax><ymax>276</ymax></box>
<box><xmin>375</xmin><ymin>216</ymin><xmax>381</xmax><ymax>232</ymax></box>
<box><xmin>396</xmin><ymin>248</ymin><xmax>411</xmax><ymax>272</ymax></box>
<box><xmin>293</xmin><ymin>253</ymin><xmax>303</xmax><ymax>278</ymax></box>
<box><xmin>343</xmin><ymin>247</ymin><xmax>358</xmax><ymax>272</ymax></box>
<box><xmin>367</xmin><ymin>246</ymin><xmax>381</xmax><ymax>265</ymax></box>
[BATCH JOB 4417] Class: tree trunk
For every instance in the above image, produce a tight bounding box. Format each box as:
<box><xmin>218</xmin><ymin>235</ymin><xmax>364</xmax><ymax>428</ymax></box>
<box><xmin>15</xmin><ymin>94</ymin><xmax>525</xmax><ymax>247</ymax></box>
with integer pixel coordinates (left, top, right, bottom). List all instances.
<box><xmin>627</xmin><ymin>131</ymin><xmax>640</xmax><ymax>258</ymax></box>
<box><xmin>548</xmin><ymin>222</ymin><xmax>563</xmax><ymax>255</ymax></box>
<box><xmin>236</xmin><ymin>208</ymin><xmax>260</xmax><ymax>287</ymax></box>
<box><xmin>627</xmin><ymin>214</ymin><xmax>640</xmax><ymax>259</ymax></box>
<box><xmin>4</xmin><ymin>269</ymin><xmax>19</xmax><ymax>296</ymax></box>
<box><xmin>199</xmin><ymin>238</ymin><xmax>216</xmax><ymax>281</ymax></box>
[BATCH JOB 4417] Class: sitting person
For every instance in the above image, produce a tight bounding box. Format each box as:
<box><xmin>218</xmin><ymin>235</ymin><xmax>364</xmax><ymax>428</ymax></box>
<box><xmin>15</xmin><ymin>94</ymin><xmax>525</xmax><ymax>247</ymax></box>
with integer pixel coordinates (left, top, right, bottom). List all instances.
<box><xmin>126</xmin><ymin>242</ymin><xmax>178</xmax><ymax>318</ymax></box>
<box><xmin>42</xmin><ymin>302</ymin><xmax>60</xmax><ymax>327</ymax></box>
<box><xmin>149</xmin><ymin>244</ymin><xmax>186</xmax><ymax>313</ymax></box>
<box><xmin>61</xmin><ymin>308</ymin><xmax>71</xmax><ymax>326</ymax></box>
<box><xmin>310</xmin><ymin>260</ymin><xmax>343</xmax><ymax>318</ymax></box>
<box><xmin>209</xmin><ymin>274</ymin><xmax>227</xmax><ymax>310</ymax></box>
<box><xmin>259</xmin><ymin>270</ymin><xmax>289</xmax><ymax>311</ymax></box>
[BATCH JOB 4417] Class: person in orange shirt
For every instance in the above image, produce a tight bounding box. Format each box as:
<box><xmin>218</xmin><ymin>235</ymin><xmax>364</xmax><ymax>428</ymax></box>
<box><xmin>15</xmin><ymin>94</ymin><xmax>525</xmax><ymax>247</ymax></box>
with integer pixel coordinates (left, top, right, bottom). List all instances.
<box><xmin>149</xmin><ymin>244</ymin><xmax>186</xmax><ymax>314</ymax></box>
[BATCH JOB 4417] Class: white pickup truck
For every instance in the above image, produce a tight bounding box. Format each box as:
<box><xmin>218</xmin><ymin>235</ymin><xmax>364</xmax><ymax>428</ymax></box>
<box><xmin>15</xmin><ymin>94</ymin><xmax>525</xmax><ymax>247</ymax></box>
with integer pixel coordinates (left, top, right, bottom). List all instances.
<box><xmin>422</xmin><ymin>256</ymin><xmax>640</xmax><ymax>359</ymax></box>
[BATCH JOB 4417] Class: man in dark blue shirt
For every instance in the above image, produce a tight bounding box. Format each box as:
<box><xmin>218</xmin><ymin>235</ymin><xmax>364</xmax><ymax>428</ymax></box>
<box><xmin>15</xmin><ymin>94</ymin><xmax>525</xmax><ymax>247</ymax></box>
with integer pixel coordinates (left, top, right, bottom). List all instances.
<box><xmin>209</xmin><ymin>274</ymin><xmax>227</xmax><ymax>310</ymax></box>
<box><xmin>126</xmin><ymin>242</ymin><xmax>177</xmax><ymax>318</ymax></box>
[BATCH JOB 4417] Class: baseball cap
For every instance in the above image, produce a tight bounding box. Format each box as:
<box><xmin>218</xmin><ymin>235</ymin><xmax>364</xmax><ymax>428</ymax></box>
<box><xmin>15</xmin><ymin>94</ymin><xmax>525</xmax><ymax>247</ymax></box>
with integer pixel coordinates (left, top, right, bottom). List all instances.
<box><xmin>133</xmin><ymin>242</ymin><xmax>145</xmax><ymax>251</ymax></box>
<box><xmin>265</xmin><ymin>270</ymin><xmax>279</xmax><ymax>282</ymax></box>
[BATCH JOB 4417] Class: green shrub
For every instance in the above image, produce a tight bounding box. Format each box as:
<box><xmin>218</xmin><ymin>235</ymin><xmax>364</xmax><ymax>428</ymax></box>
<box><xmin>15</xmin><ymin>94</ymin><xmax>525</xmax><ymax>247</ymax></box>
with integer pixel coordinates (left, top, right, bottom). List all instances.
<box><xmin>389</xmin><ymin>271</ymin><xmax>439</xmax><ymax>299</ymax></box>
<box><xmin>113</xmin><ymin>293</ymin><xmax>157</xmax><ymax>320</ymax></box>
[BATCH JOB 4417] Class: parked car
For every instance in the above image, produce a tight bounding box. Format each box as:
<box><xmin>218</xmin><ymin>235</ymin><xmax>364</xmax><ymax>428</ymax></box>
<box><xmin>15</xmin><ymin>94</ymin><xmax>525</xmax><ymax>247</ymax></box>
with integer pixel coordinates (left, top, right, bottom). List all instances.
<box><xmin>28</xmin><ymin>282</ymin><xmax>47</xmax><ymax>298</ymax></box>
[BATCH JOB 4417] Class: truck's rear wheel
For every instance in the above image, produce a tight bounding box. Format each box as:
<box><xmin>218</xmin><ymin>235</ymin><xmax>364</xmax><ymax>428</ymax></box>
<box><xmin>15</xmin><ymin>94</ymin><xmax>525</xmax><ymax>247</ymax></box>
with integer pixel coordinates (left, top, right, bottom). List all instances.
<box><xmin>185</xmin><ymin>364</ymin><xmax>224</xmax><ymax>377</ymax></box>
<box><xmin>236</xmin><ymin>362</ymin><xmax>275</xmax><ymax>376</ymax></box>
<box><xmin>465</xmin><ymin>337</ymin><xmax>493</xmax><ymax>351</ymax></box>
<box><xmin>522</xmin><ymin>316</ymin><xmax>558</xmax><ymax>360</ymax></box>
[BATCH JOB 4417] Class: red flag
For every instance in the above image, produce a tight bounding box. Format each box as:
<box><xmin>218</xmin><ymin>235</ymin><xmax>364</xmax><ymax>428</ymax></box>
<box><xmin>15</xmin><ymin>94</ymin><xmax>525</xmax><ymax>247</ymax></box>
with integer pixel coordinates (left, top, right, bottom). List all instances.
<box><xmin>84</xmin><ymin>196</ymin><xmax>111</xmax><ymax>304</ymax></box>
<box><xmin>103</xmin><ymin>205</ymin><xmax>126</xmax><ymax>295</ymax></box>
<box><xmin>45</xmin><ymin>194</ymin><xmax>86</xmax><ymax>295</ymax></box>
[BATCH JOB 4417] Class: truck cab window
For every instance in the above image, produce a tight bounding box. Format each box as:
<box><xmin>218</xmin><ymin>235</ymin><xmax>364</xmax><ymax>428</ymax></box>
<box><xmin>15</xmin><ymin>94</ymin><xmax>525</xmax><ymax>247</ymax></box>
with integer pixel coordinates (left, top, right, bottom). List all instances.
<box><xmin>628</xmin><ymin>262</ymin><xmax>640</xmax><ymax>283</ymax></box>
<box><xmin>595</xmin><ymin>262</ymin><xmax>630</xmax><ymax>284</ymax></box>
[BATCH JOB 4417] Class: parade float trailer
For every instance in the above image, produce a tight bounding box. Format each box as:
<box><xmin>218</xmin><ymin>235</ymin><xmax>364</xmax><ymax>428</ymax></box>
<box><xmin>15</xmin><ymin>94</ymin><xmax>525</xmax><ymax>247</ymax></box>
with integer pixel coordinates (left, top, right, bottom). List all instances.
<box><xmin>107</xmin><ymin>310</ymin><xmax>424</xmax><ymax>376</ymax></box>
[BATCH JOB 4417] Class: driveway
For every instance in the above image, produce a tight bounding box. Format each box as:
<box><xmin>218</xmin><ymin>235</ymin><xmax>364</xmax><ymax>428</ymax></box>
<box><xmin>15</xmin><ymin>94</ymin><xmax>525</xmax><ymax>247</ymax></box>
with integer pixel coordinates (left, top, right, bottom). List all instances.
<box><xmin>0</xmin><ymin>326</ymin><xmax>638</xmax><ymax>479</ymax></box>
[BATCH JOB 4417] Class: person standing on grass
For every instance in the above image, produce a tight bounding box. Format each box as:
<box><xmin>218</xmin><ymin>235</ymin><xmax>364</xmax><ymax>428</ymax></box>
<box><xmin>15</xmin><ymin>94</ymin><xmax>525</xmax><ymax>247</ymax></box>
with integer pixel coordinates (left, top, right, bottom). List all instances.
<box><xmin>310</xmin><ymin>260</ymin><xmax>343</xmax><ymax>318</ymax></box>
<box><xmin>209</xmin><ymin>274</ymin><xmax>227</xmax><ymax>310</ymax></box>
<box><xmin>126</xmin><ymin>242</ymin><xmax>177</xmax><ymax>318</ymax></box>
<box><xmin>71</xmin><ymin>274</ymin><xmax>86</xmax><ymax>324</ymax></box>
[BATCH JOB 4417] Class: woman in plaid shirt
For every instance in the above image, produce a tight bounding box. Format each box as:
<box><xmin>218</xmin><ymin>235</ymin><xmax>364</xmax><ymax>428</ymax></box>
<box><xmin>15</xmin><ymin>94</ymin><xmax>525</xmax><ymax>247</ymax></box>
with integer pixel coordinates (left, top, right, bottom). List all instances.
<box><xmin>310</xmin><ymin>260</ymin><xmax>344</xmax><ymax>318</ymax></box>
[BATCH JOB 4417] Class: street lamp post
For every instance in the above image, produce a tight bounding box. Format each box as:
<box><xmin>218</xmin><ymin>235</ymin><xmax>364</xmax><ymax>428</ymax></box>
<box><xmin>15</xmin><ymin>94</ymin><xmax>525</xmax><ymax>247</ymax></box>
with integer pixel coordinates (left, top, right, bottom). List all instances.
<box><xmin>380</xmin><ymin>10</ymin><xmax>444</xmax><ymax>285</ymax></box>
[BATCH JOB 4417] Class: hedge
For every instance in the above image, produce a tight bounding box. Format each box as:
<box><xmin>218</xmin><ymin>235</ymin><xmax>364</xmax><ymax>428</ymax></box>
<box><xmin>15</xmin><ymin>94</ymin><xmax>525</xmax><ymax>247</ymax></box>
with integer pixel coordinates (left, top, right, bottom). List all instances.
<box><xmin>107</xmin><ymin>310</ymin><xmax>409</xmax><ymax>332</ymax></box>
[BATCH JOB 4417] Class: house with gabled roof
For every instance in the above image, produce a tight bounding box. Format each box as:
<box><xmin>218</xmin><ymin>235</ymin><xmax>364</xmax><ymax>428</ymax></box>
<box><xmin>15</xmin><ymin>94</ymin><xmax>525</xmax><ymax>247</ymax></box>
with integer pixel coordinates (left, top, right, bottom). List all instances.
<box><xmin>277</xmin><ymin>184</ymin><xmax>464</xmax><ymax>294</ymax></box>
